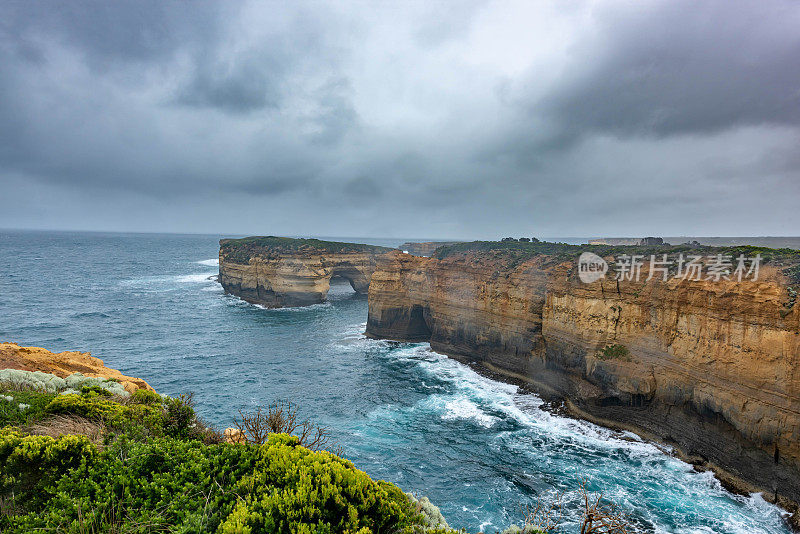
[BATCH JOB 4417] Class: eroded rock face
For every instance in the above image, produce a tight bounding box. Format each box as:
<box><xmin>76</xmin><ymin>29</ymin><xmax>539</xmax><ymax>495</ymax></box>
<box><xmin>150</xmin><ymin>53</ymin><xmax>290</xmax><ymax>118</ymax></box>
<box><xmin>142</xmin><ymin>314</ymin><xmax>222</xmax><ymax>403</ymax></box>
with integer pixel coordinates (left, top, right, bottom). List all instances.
<box><xmin>0</xmin><ymin>342</ymin><xmax>154</xmax><ymax>394</ymax></box>
<box><xmin>398</xmin><ymin>241</ymin><xmax>460</xmax><ymax>257</ymax></box>
<box><xmin>218</xmin><ymin>237</ymin><xmax>394</xmax><ymax>307</ymax></box>
<box><xmin>366</xmin><ymin>248</ymin><xmax>800</xmax><ymax>512</ymax></box>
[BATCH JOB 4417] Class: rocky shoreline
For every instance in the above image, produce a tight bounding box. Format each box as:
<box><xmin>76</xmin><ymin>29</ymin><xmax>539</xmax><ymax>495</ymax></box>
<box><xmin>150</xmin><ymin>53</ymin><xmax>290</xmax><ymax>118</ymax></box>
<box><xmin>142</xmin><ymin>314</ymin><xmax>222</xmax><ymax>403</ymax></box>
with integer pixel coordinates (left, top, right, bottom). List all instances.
<box><xmin>216</xmin><ymin>235</ymin><xmax>800</xmax><ymax>528</ymax></box>
<box><xmin>364</xmin><ymin>242</ymin><xmax>800</xmax><ymax>528</ymax></box>
<box><xmin>457</xmin><ymin>354</ymin><xmax>799</xmax><ymax>528</ymax></box>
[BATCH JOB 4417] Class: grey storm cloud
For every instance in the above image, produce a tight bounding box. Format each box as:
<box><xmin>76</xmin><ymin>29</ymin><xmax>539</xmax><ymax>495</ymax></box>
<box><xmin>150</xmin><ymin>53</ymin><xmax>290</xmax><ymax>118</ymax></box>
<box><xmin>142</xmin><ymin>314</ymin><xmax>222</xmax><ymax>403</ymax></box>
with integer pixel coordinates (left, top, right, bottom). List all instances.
<box><xmin>1</xmin><ymin>0</ymin><xmax>799</xmax><ymax>238</ymax></box>
<box><xmin>535</xmin><ymin>0</ymin><xmax>800</xmax><ymax>140</ymax></box>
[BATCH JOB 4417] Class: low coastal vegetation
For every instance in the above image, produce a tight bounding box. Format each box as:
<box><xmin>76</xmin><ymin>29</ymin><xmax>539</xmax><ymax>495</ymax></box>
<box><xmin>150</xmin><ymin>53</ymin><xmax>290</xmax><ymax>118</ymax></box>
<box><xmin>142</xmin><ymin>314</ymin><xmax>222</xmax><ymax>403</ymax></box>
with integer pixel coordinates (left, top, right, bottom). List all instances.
<box><xmin>220</xmin><ymin>236</ymin><xmax>393</xmax><ymax>264</ymax></box>
<box><xmin>1</xmin><ymin>370</ymin><xmax>635</xmax><ymax>533</ymax></box>
<box><xmin>0</xmin><ymin>376</ymin><xmax>448</xmax><ymax>533</ymax></box>
<box><xmin>432</xmin><ymin>240</ymin><xmax>800</xmax><ymax>281</ymax></box>
<box><xmin>595</xmin><ymin>345</ymin><xmax>632</xmax><ymax>362</ymax></box>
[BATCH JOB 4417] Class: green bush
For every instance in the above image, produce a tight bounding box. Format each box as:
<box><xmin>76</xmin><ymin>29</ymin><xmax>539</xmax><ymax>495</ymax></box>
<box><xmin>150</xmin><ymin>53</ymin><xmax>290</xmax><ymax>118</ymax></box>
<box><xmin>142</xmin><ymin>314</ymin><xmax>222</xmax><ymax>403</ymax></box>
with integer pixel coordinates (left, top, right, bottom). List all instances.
<box><xmin>596</xmin><ymin>344</ymin><xmax>631</xmax><ymax>361</ymax></box>
<box><xmin>0</xmin><ymin>388</ymin><xmax>57</xmax><ymax>427</ymax></box>
<box><xmin>46</xmin><ymin>391</ymin><xmax>164</xmax><ymax>431</ymax></box>
<box><xmin>0</xmin><ymin>387</ymin><xmax>446</xmax><ymax>534</ymax></box>
<box><xmin>80</xmin><ymin>385</ymin><xmax>113</xmax><ymax>397</ymax></box>
<box><xmin>0</xmin><ymin>431</ymin><xmax>426</xmax><ymax>534</ymax></box>
<box><xmin>132</xmin><ymin>388</ymin><xmax>162</xmax><ymax>404</ymax></box>
<box><xmin>0</xmin><ymin>430</ymin><xmax>97</xmax><ymax>510</ymax></box>
<box><xmin>219</xmin><ymin>434</ymin><xmax>421</xmax><ymax>534</ymax></box>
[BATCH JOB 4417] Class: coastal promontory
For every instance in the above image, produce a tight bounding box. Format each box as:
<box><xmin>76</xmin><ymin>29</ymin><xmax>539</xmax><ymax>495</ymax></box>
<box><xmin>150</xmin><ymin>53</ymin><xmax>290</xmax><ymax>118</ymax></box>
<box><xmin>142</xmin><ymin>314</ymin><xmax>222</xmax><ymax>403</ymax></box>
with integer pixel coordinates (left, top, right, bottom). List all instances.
<box><xmin>218</xmin><ymin>236</ymin><xmax>395</xmax><ymax>307</ymax></box>
<box><xmin>366</xmin><ymin>240</ymin><xmax>800</xmax><ymax>522</ymax></box>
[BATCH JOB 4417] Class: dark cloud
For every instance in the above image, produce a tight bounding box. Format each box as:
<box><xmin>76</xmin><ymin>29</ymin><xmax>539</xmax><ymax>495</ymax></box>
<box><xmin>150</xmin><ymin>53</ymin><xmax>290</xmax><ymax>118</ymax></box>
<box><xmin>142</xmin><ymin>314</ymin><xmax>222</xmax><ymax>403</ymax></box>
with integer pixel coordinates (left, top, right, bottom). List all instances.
<box><xmin>0</xmin><ymin>0</ymin><xmax>799</xmax><ymax>238</ymax></box>
<box><xmin>0</xmin><ymin>1</ymin><xmax>222</xmax><ymax>65</ymax></box>
<box><xmin>176</xmin><ymin>52</ymin><xmax>285</xmax><ymax>113</ymax></box>
<box><xmin>535</xmin><ymin>0</ymin><xmax>800</xmax><ymax>140</ymax></box>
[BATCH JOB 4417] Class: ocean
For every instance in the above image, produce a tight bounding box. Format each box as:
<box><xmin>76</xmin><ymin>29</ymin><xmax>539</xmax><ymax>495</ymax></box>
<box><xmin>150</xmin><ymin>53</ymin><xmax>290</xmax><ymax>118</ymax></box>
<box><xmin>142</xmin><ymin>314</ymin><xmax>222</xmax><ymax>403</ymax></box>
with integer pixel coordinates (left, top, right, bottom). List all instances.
<box><xmin>0</xmin><ymin>229</ymin><xmax>792</xmax><ymax>533</ymax></box>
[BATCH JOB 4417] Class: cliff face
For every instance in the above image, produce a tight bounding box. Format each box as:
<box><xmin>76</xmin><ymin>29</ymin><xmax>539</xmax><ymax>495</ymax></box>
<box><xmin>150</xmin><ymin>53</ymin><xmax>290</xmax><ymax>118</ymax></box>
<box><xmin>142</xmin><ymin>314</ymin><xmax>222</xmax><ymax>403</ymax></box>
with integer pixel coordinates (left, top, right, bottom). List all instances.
<box><xmin>399</xmin><ymin>242</ymin><xmax>460</xmax><ymax>257</ymax></box>
<box><xmin>219</xmin><ymin>236</ymin><xmax>393</xmax><ymax>307</ymax></box>
<box><xmin>366</xmin><ymin>246</ymin><xmax>800</xmax><ymax>512</ymax></box>
<box><xmin>0</xmin><ymin>342</ymin><xmax>154</xmax><ymax>394</ymax></box>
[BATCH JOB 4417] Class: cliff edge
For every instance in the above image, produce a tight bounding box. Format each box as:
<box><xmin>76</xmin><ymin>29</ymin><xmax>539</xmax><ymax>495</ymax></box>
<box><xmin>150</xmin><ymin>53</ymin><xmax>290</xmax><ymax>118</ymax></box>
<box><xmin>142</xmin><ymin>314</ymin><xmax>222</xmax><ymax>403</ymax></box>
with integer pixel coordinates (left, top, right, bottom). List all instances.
<box><xmin>366</xmin><ymin>241</ymin><xmax>800</xmax><ymax>521</ymax></box>
<box><xmin>0</xmin><ymin>342</ymin><xmax>153</xmax><ymax>394</ymax></box>
<box><xmin>218</xmin><ymin>236</ymin><xmax>394</xmax><ymax>307</ymax></box>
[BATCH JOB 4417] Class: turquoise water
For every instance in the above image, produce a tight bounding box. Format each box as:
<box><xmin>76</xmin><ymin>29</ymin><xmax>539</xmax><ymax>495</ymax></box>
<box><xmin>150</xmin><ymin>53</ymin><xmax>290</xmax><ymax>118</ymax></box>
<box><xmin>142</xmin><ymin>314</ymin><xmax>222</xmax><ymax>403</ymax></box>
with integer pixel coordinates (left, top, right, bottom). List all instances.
<box><xmin>0</xmin><ymin>229</ymin><xmax>792</xmax><ymax>533</ymax></box>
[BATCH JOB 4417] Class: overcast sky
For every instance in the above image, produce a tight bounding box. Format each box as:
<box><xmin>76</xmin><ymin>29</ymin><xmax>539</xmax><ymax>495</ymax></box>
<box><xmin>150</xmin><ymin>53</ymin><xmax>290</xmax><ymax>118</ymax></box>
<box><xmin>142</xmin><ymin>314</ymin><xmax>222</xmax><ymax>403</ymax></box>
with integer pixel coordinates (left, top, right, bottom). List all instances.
<box><xmin>1</xmin><ymin>0</ymin><xmax>799</xmax><ymax>239</ymax></box>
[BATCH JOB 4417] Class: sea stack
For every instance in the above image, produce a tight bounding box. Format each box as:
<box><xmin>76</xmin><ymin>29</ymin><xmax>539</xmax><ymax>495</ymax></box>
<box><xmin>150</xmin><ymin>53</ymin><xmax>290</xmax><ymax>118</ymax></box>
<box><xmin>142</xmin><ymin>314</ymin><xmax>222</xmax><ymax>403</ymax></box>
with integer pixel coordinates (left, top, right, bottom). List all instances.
<box><xmin>218</xmin><ymin>236</ymin><xmax>394</xmax><ymax>307</ymax></box>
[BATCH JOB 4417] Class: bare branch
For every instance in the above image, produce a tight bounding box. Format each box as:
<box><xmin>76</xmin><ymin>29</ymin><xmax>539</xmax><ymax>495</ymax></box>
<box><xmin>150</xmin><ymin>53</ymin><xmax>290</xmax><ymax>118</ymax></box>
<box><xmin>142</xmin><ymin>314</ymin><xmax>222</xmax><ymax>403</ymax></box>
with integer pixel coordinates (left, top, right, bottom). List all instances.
<box><xmin>232</xmin><ymin>400</ymin><xmax>339</xmax><ymax>453</ymax></box>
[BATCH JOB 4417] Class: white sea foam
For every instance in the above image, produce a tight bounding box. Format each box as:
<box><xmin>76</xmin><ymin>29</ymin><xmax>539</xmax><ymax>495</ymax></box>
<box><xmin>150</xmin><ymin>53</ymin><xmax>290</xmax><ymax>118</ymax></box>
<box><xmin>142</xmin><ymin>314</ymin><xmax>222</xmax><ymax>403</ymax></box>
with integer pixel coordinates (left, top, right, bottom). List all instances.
<box><xmin>441</xmin><ymin>398</ymin><xmax>498</xmax><ymax>427</ymax></box>
<box><xmin>353</xmin><ymin>334</ymin><xmax>791</xmax><ymax>534</ymax></box>
<box><xmin>120</xmin><ymin>271</ymin><xmax>218</xmax><ymax>289</ymax></box>
<box><xmin>175</xmin><ymin>273</ymin><xmax>217</xmax><ymax>283</ymax></box>
<box><xmin>250</xmin><ymin>301</ymin><xmax>332</xmax><ymax>312</ymax></box>
<box><xmin>196</xmin><ymin>258</ymin><xmax>219</xmax><ymax>266</ymax></box>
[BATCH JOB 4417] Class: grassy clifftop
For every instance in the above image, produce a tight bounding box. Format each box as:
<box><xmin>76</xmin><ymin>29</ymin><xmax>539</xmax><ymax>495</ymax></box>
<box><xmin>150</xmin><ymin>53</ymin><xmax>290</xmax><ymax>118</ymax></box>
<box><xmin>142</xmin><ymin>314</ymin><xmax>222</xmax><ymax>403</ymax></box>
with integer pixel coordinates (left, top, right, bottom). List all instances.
<box><xmin>432</xmin><ymin>240</ymin><xmax>800</xmax><ymax>281</ymax></box>
<box><xmin>220</xmin><ymin>236</ymin><xmax>394</xmax><ymax>263</ymax></box>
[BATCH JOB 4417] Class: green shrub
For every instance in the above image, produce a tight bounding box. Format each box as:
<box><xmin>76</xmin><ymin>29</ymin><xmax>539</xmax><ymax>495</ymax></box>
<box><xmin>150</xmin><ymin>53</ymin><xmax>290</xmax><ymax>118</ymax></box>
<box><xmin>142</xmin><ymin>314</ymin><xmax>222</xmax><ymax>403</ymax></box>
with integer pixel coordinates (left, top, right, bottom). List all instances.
<box><xmin>161</xmin><ymin>394</ymin><xmax>197</xmax><ymax>440</ymax></box>
<box><xmin>220</xmin><ymin>236</ymin><xmax>393</xmax><ymax>264</ymax></box>
<box><xmin>0</xmin><ymin>430</ymin><xmax>97</xmax><ymax>510</ymax></box>
<box><xmin>80</xmin><ymin>385</ymin><xmax>113</xmax><ymax>397</ymax></box>
<box><xmin>0</xmin><ymin>388</ymin><xmax>447</xmax><ymax>534</ymax></box>
<box><xmin>132</xmin><ymin>388</ymin><xmax>162</xmax><ymax>404</ymax></box>
<box><xmin>46</xmin><ymin>391</ymin><xmax>163</xmax><ymax>430</ymax></box>
<box><xmin>407</xmin><ymin>494</ymin><xmax>449</xmax><ymax>529</ymax></box>
<box><xmin>0</xmin><ymin>389</ymin><xmax>57</xmax><ymax>427</ymax></box>
<box><xmin>596</xmin><ymin>344</ymin><xmax>631</xmax><ymax>361</ymax></box>
<box><xmin>44</xmin><ymin>390</ymin><xmax>216</xmax><ymax>444</ymax></box>
<box><xmin>219</xmin><ymin>434</ymin><xmax>420</xmax><ymax>534</ymax></box>
<box><xmin>0</xmin><ymin>431</ymin><xmax>426</xmax><ymax>534</ymax></box>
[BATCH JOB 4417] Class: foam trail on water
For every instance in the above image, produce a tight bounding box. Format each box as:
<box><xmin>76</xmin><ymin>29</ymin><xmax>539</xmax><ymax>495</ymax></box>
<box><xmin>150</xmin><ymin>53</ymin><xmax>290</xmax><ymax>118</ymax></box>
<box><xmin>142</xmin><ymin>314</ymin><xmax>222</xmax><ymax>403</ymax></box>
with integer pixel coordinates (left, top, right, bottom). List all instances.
<box><xmin>355</xmin><ymin>339</ymin><xmax>791</xmax><ymax>534</ymax></box>
<box><xmin>175</xmin><ymin>273</ymin><xmax>216</xmax><ymax>283</ymax></box>
<box><xmin>196</xmin><ymin>258</ymin><xmax>219</xmax><ymax>266</ymax></box>
<box><xmin>249</xmin><ymin>301</ymin><xmax>332</xmax><ymax>312</ymax></box>
<box><xmin>120</xmin><ymin>272</ymin><xmax>217</xmax><ymax>290</ymax></box>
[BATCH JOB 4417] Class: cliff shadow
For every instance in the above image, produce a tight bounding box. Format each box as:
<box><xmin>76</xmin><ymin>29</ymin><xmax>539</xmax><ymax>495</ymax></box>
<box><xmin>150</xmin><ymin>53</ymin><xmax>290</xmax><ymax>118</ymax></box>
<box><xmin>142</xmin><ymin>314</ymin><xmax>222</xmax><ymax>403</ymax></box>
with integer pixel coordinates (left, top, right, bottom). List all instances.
<box><xmin>328</xmin><ymin>274</ymin><xmax>365</xmax><ymax>301</ymax></box>
<box><xmin>329</xmin><ymin>265</ymin><xmax>370</xmax><ymax>295</ymax></box>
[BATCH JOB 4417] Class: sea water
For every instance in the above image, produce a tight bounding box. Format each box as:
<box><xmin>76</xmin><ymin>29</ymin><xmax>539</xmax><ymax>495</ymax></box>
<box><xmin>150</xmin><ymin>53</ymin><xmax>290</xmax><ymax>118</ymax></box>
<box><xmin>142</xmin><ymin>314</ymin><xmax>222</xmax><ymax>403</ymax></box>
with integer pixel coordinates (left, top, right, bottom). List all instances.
<box><xmin>0</xmin><ymin>230</ymin><xmax>792</xmax><ymax>533</ymax></box>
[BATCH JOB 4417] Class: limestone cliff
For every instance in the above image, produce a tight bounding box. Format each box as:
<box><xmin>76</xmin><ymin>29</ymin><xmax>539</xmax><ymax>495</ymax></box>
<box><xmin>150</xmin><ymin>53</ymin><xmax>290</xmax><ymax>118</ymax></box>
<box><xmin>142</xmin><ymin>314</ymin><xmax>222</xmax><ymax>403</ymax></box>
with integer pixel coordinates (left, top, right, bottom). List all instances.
<box><xmin>366</xmin><ymin>242</ymin><xmax>800</xmax><ymax>517</ymax></box>
<box><xmin>399</xmin><ymin>241</ymin><xmax>460</xmax><ymax>257</ymax></box>
<box><xmin>0</xmin><ymin>342</ymin><xmax>154</xmax><ymax>394</ymax></box>
<box><xmin>219</xmin><ymin>236</ymin><xmax>394</xmax><ymax>307</ymax></box>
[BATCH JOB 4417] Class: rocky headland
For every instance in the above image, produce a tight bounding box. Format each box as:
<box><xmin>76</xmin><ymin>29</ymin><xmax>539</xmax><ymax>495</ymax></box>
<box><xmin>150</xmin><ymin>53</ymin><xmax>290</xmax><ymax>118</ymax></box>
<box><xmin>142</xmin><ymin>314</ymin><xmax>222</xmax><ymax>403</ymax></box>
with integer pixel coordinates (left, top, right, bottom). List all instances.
<box><xmin>0</xmin><ymin>342</ymin><xmax>153</xmax><ymax>394</ymax></box>
<box><xmin>218</xmin><ymin>236</ymin><xmax>394</xmax><ymax>307</ymax></box>
<box><xmin>365</xmin><ymin>240</ymin><xmax>800</xmax><ymax>522</ymax></box>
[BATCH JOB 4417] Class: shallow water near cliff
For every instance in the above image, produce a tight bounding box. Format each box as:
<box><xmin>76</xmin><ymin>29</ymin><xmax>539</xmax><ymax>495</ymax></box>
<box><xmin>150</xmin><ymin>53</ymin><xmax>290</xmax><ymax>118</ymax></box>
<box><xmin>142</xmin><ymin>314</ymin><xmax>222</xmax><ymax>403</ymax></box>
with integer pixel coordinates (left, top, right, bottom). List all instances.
<box><xmin>0</xmin><ymin>229</ymin><xmax>793</xmax><ymax>533</ymax></box>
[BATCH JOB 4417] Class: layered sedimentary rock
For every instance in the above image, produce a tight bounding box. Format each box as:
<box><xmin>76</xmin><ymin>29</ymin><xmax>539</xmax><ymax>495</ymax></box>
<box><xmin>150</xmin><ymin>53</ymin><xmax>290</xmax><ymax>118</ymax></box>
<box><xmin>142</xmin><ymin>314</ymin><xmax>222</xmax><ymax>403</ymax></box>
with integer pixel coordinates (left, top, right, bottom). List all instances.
<box><xmin>398</xmin><ymin>241</ymin><xmax>460</xmax><ymax>257</ymax></box>
<box><xmin>219</xmin><ymin>236</ymin><xmax>394</xmax><ymax>307</ymax></box>
<box><xmin>0</xmin><ymin>342</ymin><xmax>154</xmax><ymax>394</ymax></box>
<box><xmin>366</xmin><ymin>243</ymin><xmax>800</xmax><ymax>517</ymax></box>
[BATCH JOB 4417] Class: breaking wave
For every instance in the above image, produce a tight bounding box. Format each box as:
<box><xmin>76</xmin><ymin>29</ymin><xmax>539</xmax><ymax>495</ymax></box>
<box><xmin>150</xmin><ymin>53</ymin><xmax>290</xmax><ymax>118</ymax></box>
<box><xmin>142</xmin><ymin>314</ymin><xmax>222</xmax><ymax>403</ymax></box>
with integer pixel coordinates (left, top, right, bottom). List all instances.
<box><xmin>349</xmin><ymin>340</ymin><xmax>791</xmax><ymax>533</ymax></box>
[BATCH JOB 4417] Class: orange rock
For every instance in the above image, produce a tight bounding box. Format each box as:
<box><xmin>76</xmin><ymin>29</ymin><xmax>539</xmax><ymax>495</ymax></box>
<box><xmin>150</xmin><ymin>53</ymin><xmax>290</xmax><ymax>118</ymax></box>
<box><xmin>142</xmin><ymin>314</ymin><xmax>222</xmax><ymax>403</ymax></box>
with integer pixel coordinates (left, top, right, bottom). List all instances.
<box><xmin>218</xmin><ymin>237</ymin><xmax>394</xmax><ymax>308</ymax></box>
<box><xmin>224</xmin><ymin>427</ymin><xmax>245</xmax><ymax>443</ymax></box>
<box><xmin>366</xmin><ymin>248</ymin><xmax>800</xmax><ymax>511</ymax></box>
<box><xmin>0</xmin><ymin>342</ymin><xmax>154</xmax><ymax>395</ymax></box>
